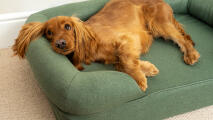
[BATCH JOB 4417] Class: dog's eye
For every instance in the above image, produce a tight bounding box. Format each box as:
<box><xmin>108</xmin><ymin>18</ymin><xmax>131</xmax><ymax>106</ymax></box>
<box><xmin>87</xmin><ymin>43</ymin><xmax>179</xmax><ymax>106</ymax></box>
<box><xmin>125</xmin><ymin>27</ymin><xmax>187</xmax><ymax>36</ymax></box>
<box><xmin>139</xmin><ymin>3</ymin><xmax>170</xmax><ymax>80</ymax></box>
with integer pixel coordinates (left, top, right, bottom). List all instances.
<box><xmin>47</xmin><ymin>30</ymin><xmax>53</xmax><ymax>36</ymax></box>
<box><xmin>65</xmin><ymin>24</ymin><xmax>71</xmax><ymax>30</ymax></box>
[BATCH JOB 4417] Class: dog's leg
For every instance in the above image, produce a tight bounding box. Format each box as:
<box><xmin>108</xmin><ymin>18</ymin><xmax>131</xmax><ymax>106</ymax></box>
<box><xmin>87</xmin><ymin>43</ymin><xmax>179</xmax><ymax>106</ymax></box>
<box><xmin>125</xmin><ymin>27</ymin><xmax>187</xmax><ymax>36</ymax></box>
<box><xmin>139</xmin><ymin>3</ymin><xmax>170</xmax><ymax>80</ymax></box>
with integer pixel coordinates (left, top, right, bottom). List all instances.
<box><xmin>115</xmin><ymin>41</ymin><xmax>148</xmax><ymax>91</ymax></box>
<box><xmin>171</xmin><ymin>19</ymin><xmax>200</xmax><ymax>65</ymax></box>
<box><xmin>149</xmin><ymin>21</ymin><xmax>200</xmax><ymax>65</ymax></box>
<box><xmin>159</xmin><ymin>23</ymin><xmax>200</xmax><ymax>65</ymax></box>
<box><xmin>116</xmin><ymin>57</ymin><xmax>148</xmax><ymax>91</ymax></box>
<box><xmin>140</xmin><ymin>61</ymin><xmax>159</xmax><ymax>77</ymax></box>
<box><xmin>172</xmin><ymin>18</ymin><xmax>195</xmax><ymax>47</ymax></box>
<box><xmin>144</xmin><ymin>3</ymin><xmax>200</xmax><ymax>65</ymax></box>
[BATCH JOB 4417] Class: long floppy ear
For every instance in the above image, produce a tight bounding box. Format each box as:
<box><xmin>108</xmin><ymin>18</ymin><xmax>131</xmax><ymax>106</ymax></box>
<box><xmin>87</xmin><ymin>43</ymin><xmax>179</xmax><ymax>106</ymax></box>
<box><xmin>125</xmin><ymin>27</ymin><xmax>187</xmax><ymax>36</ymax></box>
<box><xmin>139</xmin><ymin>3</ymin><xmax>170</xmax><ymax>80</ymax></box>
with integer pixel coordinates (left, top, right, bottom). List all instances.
<box><xmin>71</xmin><ymin>17</ymin><xmax>97</xmax><ymax>60</ymax></box>
<box><xmin>12</xmin><ymin>22</ymin><xmax>45</xmax><ymax>58</ymax></box>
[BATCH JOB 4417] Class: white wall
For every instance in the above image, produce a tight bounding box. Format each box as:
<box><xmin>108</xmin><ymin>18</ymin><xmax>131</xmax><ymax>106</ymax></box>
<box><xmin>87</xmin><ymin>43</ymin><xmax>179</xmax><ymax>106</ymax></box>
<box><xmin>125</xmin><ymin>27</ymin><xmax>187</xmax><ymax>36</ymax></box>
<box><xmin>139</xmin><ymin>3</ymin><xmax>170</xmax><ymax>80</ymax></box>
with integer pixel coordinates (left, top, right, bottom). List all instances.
<box><xmin>0</xmin><ymin>0</ymin><xmax>86</xmax><ymax>48</ymax></box>
<box><xmin>0</xmin><ymin>0</ymin><xmax>86</xmax><ymax>13</ymax></box>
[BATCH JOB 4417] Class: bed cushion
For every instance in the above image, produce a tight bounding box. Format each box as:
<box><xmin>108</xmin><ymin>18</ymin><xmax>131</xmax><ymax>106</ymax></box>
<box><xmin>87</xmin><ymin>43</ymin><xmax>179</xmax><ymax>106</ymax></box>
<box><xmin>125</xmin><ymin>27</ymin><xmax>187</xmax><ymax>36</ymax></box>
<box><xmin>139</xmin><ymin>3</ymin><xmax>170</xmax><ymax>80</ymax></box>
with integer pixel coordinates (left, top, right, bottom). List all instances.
<box><xmin>188</xmin><ymin>0</ymin><xmax>213</xmax><ymax>27</ymax></box>
<box><xmin>25</xmin><ymin>0</ymin><xmax>213</xmax><ymax>119</ymax></box>
<box><xmin>165</xmin><ymin>0</ymin><xmax>189</xmax><ymax>14</ymax></box>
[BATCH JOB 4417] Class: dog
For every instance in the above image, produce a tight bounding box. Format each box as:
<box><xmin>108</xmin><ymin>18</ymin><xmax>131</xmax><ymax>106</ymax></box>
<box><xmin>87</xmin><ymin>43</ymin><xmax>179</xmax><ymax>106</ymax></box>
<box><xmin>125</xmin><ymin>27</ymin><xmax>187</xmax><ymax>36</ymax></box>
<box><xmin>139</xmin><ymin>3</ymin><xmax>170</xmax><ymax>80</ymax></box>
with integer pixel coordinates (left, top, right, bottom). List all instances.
<box><xmin>12</xmin><ymin>0</ymin><xmax>200</xmax><ymax>91</ymax></box>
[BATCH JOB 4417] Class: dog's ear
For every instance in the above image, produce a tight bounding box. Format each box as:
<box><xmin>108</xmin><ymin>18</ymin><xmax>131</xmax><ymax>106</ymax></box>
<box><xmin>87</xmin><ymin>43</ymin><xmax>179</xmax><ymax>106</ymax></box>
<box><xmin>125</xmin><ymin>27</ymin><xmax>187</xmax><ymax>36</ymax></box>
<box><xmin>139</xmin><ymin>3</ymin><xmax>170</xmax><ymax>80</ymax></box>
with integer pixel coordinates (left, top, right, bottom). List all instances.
<box><xmin>12</xmin><ymin>22</ymin><xmax>45</xmax><ymax>58</ymax></box>
<box><xmin>71</xmin><ymin>17</ymin><xmax>95</xmax><ymax>41</ymax></box>
<box><xmin>71</xmin><ymin>17</ymin><xmax>96</xmax><ymax>60</ymax></box>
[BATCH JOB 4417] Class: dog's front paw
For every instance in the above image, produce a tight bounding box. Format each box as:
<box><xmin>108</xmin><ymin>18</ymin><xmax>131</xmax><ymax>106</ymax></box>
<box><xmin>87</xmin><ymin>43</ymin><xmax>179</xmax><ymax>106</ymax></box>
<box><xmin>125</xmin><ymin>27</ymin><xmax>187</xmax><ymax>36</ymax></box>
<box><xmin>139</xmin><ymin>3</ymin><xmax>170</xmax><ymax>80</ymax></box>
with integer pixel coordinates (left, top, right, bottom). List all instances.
<box><xmin>184</xmin><ymin>49</ymin><xmax>200</xmax><ymax>65</ymax></box>
<box><xmin>140</xmin><ymin>61</ymin><xmax>159</xmax><ymax>77</ymax></box>
<box><xmin>145</xmin><ymin>63</ymin><xmax>159</xmax><ymax>77</ymax></box>
<box><xmin>75</xmin><ymin>64</ymin><xmax>84</xmax><ymax>71</ymax></box>
<box><xmin>139</xmin><ymin>82</ymin><xmax>148</xmax><ymax>92</ymax></box>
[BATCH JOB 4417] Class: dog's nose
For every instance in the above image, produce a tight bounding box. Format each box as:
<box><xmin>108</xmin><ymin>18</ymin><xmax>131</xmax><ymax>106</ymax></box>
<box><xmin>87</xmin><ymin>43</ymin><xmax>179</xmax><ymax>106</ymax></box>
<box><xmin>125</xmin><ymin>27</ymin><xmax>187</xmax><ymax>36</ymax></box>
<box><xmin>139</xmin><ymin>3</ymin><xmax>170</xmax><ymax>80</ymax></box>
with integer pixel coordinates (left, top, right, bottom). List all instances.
<box><xmin>55</xmin><ymin>39</ymin><xmax>66</xmax><ymax>49</ymax></box>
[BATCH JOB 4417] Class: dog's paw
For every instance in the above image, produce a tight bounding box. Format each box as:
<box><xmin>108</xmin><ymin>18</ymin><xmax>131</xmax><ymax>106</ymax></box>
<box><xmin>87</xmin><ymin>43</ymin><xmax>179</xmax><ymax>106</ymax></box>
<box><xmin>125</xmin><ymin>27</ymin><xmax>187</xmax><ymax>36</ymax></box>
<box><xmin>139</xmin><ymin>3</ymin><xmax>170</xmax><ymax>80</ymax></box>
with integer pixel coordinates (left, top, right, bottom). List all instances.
<box><xmin>145</xmin><ymin>64</ymin><xmax>159</xmax><ymax>77</ymax></box>
<box><xmin>138</xmin><ymin>76</ymin><xmax>148</xmax><ymax>91</ymax></box>
<box><xmin>75</xmin><ymin>65</ymin><xmax>84</xmax><ymax>71</ymax></box>
<box><xmin>140</xmin><ymin>83</ymin><xmax>148</xmax><ymax>91</ymax></box>
<box><xmin>140</xmin><ymin>61</ymin><xmax>159</xmax><ymax>77</ymax></box>
<box><xmin>184</xmin><ymin>49</ymin><xmax>200</xmax><ymax>65</ymax></box>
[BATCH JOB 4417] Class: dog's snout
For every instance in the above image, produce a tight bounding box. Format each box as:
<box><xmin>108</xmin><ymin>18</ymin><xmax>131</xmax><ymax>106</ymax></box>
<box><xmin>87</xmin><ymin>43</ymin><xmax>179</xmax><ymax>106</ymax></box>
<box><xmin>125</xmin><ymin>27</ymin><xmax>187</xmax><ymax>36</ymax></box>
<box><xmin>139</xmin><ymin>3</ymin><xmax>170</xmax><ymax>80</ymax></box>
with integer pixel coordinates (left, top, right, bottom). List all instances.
<box><xmin>55</xmin><ymin>39</ymin><xmax>66</xmax><ymax>49</ymax></box>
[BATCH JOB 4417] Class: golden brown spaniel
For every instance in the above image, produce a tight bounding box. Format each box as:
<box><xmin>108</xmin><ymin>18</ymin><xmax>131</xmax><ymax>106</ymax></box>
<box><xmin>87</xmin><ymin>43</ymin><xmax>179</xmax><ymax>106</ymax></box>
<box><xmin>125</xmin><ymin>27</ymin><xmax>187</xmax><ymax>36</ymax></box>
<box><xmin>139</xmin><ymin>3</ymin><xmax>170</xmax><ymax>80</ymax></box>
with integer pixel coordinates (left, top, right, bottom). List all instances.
<box><xmin>13</xmin><ymin>0</ymin><xmax>200</xmax><ymax>91</ymax></box>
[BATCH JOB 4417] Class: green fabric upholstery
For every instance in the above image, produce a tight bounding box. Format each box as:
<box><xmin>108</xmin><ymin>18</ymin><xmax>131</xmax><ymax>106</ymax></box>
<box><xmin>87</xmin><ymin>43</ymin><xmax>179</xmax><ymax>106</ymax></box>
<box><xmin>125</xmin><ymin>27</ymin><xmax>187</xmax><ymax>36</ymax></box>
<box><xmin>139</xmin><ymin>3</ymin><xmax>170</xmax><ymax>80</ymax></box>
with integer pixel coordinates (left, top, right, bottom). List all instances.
<box><xmin>165</xmin><ymin>0</ymin><xmax>189</xmax><ymax>14</ymax></box>
<box><xmin>51</xmin><ymin>78</ymin><xmax>213</xmax><ymax>120</ymax></box>
<box><xmin>27</xmin><ymin>0</ymin><xmax>110</xmax><ymax>23</ymax></box>
<box><xmin>188</xmin><ymin>0</ymin><xmax>213</xmax><ymax>27</ymax></box>
<box><xmin>25</xmin><ymin>0</ymin><xmax>213</xmax><ymax>119</ymax></box>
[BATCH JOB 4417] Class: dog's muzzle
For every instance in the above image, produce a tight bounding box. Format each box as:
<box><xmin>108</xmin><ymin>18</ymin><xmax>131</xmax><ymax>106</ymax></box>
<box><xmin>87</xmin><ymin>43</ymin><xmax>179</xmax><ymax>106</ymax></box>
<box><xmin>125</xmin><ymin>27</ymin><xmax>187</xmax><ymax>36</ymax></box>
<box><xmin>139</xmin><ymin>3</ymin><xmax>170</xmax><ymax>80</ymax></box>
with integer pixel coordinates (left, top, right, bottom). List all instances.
<box><xmin>55</xmin><ymin>39</ymin><xmax>66</xmax><ymax>49</ymax></box>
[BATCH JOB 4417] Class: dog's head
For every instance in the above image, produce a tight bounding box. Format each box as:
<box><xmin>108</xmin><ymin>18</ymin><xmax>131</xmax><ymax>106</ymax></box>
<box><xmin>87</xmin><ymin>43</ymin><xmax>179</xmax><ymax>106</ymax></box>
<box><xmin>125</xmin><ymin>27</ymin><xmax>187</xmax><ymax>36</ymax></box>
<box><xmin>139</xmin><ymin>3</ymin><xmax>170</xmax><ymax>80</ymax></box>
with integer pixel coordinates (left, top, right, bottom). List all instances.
<box><xmin>13</xmin><ymin>16</ymin><xmax>94</xmax><ymax>58</ymax></box>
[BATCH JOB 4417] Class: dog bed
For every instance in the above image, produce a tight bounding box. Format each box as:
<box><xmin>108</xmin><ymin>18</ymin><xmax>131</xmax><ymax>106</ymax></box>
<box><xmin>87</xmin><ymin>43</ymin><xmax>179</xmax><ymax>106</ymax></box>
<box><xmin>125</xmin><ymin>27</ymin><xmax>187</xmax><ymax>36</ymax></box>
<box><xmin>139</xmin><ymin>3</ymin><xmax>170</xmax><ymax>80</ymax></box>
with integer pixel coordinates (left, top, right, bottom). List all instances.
<box><xmin>25</xmin><ymin>0</ymin><xmax>213</xmax><ymax>119</ymax></box>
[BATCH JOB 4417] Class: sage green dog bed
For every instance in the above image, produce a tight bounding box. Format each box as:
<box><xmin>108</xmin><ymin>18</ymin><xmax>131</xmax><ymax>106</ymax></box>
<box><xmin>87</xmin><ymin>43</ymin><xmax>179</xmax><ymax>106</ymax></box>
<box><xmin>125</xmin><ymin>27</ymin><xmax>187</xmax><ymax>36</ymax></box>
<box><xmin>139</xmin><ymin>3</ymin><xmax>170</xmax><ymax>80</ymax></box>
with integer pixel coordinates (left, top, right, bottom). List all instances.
<box><xmin>25</xmin><ymin>0</ymin><xmax>213</xmax><ymax>119</ymax></box>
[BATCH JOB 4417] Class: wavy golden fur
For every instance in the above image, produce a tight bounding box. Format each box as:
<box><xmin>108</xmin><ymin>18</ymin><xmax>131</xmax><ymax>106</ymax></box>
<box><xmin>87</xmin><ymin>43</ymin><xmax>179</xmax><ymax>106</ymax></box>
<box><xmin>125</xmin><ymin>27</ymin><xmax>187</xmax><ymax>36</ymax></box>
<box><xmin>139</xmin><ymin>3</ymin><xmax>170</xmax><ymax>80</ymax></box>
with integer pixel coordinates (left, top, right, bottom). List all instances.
<box><xmin>13</xmin><ymin>0</ymin><xmax>200</xmax><ymax>91</ymax></box>
<box><xmin>13</xmin><ymin>22</ymin><xmax>44</xmax><ymax>58</ymax></box>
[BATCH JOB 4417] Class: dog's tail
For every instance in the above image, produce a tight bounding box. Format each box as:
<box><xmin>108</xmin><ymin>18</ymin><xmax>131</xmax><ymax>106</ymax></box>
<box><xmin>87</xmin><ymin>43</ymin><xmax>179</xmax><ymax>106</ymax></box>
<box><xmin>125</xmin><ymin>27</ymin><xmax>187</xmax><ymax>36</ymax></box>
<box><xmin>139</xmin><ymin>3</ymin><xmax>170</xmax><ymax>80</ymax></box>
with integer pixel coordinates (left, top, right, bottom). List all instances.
<box><xmin>12</xmin><ymin>22</ymin><xmax>44</xmax><ymax>58</ymax></box>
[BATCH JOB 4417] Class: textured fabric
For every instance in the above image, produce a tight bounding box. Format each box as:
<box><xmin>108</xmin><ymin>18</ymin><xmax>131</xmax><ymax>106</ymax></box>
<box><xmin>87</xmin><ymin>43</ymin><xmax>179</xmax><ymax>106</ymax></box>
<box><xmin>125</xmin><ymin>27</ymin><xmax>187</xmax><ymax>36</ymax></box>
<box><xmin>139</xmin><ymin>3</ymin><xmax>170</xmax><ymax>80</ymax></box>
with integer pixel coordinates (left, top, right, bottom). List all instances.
<box><xmin>24</xmin><ymin>0</ymin><xmax>213</xmax><ymax>120</ymax></box>
<box><xmin>51</xmin><ymin>78</ymin><xmax>213</xmax><ymax>120</ymax></box>
<box><xmin>165</xmin><ymin>0</ymin><xmax>189</xmax><ymax>14</ymax></box>
<box><xmin>0</xmin><ymin>48</ymin><xmax>55</xmax><ymax>120</ymax></box>
<box><xmin>188</xmin><ymin>0</ymin><xmax>213</xmax><ymax>27</ymax></box>
<box><xmin>37</xmin><ymin>0</ymin><xmax>109</xmax><ymax>21</ymax></box>
<box><xmin>1</xmin><ymin>48</ymin><xmax>213</xmax><ymax>120</ymax></box>
<box><xmin>166</xmin><ymin>105</ymin><xmax>213</xmax><ymax>120</ymax></box>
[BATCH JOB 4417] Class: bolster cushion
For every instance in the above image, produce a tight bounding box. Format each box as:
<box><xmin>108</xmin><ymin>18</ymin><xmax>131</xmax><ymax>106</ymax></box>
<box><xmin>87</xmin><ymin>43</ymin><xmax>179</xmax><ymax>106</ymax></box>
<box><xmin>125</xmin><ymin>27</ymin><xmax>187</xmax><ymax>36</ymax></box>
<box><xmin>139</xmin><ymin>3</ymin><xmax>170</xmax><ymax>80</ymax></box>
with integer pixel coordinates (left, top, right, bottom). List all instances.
<box><xmin>188</xmin><ymin>0</ymin><xmax>213</xmax><ymax>26</ymax></box>
<box><xmin>165</xmin><ymin>0</ymin><xmax>189</xmax><ymax>14</ymax></box>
